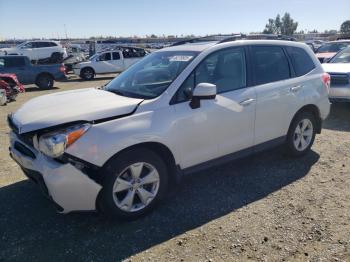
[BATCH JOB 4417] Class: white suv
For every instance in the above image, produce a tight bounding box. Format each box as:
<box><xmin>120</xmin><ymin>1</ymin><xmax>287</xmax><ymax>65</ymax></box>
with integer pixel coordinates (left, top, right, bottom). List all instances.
<box><xmin>8</xmin><ymin>40</ymin><xmax>331</xmax><ymax>219</ymax></box>
<box><xmin>0</xmin><ymin>40</ymin><xmax>67</xmax><ymax>61</ymax></box>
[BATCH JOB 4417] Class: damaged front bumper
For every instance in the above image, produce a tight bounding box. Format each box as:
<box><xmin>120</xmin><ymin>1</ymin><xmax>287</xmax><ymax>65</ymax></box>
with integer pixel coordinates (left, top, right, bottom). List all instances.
<box><xmin>9</xmin><ymin>131</ymin><xmax>102</xmax><ymax>213</ymax></box>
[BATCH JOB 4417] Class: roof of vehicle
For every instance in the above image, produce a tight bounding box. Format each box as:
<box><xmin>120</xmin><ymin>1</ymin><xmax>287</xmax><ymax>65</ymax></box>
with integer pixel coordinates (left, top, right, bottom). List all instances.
<box><xmin>325</xmin><ymin>40</ymin><xmax>350</xmax><ymax>43</ymax></box>
<box><xmin>160</xmin><ymin>41</ymin><xmax>217</xmax><ymax>52</ymax></box>
<box><xmin>24</xmin><ymin>40</ymin><xmax>59</xmax><ymax>43</ymax></box>
<box><xmin>161</xmin><ymin>39</ymin><xmax>309</xmax><ymax>53</ymax></box>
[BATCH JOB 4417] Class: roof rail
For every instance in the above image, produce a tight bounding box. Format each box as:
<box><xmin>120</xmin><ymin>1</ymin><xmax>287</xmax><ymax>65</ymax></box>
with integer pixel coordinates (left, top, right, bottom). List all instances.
<box><xmin>171</xmin><ymin>34</ymin><xmax>243</xmax><ymax>46</ymax></box>
<box><xmin>217</xmin><ymin>34</ymin><xmax>296</xmax><ymax>44</ymax></box>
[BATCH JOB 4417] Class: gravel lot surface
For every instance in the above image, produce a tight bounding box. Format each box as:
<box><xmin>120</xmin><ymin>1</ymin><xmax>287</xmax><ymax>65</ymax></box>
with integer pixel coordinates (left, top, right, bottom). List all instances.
<box><xmin>0</xmin><ymin>75</ymin><xmax>349</xmax><ymax>262</ymax></box>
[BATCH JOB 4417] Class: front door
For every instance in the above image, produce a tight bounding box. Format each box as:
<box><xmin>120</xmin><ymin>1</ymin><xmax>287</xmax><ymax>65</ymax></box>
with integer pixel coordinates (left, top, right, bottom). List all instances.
<box><xmin>172</xmin><ymin>47</ymin><xmax>256</xmax><ymax>169</ymax></box>
<box><xmin>94</xmin><ymin>52</ymin><xmax>115</xmax><ymax>73</ymax></box>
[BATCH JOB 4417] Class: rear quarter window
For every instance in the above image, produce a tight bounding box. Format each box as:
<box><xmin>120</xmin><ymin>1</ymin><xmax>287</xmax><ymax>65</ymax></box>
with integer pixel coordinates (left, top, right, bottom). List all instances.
<box><xmin>286</xmin><ymin>46</ymin><xmax>315</xmax><ymax>77</ymax></box>
<box><xmin>4</xmin><ymin>57</ymin><xmax>25</xmax><ymax>67</ymax></box>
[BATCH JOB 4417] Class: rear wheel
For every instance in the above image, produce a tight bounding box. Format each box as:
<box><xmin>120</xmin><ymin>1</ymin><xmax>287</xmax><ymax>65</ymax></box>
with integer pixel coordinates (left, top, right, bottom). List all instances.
<box><xmin>99</xmin><ymin>148</ymin><xmax>169</xmax><ymax>220</ymax></box>
<box><xmin>36</xmin><ymin>74</ymin><xmax>54</xmax><ymax>89</ymax></box>
<box><xmin>285</xmin><ymin>111</ymin><xmax>316</xmax><ymax>156</ymax></box>
<box><xmin>80</xmin><ymin>67</ymin><xmax>95</xmax><ymax>80</ymax></box>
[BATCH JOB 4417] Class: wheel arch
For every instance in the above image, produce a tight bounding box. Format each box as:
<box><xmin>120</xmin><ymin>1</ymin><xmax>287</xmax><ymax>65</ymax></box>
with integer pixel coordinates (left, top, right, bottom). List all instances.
<box><xmin>102</xmin><ymin>142</ymin><xmax>180</xmax><ymax>185</ymax></box>
<box><xmin>290</xmin><ymin>104</ymin><xmax>322</xmax><ymax>134</ymax></box>
<box><xmin>81</xmin><ymin>66</ymin><xmax>95</xmax><ymax>75</ymax></box>
<box><xmin>35</xmin><ymin>72</ymin><xmax>54</xmax><ymax>82</ymax></box>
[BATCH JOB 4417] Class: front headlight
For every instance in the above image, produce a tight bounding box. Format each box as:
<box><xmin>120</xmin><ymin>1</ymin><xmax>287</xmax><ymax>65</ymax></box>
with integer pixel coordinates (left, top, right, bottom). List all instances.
<box><xmin>38</xmin><ymin>123</ymin><xmax>91</xmax><ymax>158</ymax></box>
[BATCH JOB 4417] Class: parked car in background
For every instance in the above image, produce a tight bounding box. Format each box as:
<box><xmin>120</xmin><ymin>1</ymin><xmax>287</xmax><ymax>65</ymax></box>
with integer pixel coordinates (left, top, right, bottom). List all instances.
<box><xmin>73</xmin><ymin>47</ymin><xmax>147</xmax><ymax>80</ymax></box>
<box><xmin>0</xmin><ymin>73</ymin><xmax>25</xmax><ymax>104</ymax></box>
<box><xmin>0</xmin><ymin>40</ymin><xmax>68</xmax><ymax>63</ymax></box>
<box><xmin>0</xmin><ymin>56</ymin><xmax>66</xmax><ymax>88</ymax></box>
<box><xmin>322</xmin><ymin>46</ymin><xmax>350</xmax><ymax>102</ymax></box>
<box><xmin>63</xmin><ymin>44</ymin><xmax>87</xmax><ymax>73</ymax></box>
<box><xmin>315</xmin><ymin>40</ymin><xmax>350</xmax><ymax>63</ymax></box>
<box><xmin>8</xmin><ymin>39</ymin><xmax>330</xmax><ymax>219</ymax></box>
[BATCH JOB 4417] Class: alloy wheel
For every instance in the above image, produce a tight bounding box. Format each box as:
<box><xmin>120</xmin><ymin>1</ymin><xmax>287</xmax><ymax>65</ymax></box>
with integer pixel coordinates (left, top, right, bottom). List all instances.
<box><xmin>293</xmin><ymin>119</ymin><xmax>313</xmax><ymax>151</ymax></box>
<box><xmin>112</xmin><ymin>162</ymin><xmax>160</xmax><ymax>212</ymax></box>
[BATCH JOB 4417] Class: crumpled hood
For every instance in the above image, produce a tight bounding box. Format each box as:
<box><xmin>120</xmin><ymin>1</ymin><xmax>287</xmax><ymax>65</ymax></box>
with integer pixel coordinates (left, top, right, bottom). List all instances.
<box><xmin>322</xmin><ymin>63</ymin><xmax>350</xmax><ymax>74</ymax></box>
<box><xmin>11</xmin><ymin>88</ymin><xmax>143</xmax><ymax>134</ymax></box>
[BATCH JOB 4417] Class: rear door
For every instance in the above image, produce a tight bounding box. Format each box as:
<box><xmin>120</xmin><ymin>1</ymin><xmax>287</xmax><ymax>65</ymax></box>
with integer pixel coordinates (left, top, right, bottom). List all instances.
<box><xmin>110</xmin><ymin>51</ymin><xmax>124</xmax><ymax>72</ymax></box>
<box><xmin>251</xmin><ymin>45</ymin><xmax>306</xmax><ymax>146</ymax></box>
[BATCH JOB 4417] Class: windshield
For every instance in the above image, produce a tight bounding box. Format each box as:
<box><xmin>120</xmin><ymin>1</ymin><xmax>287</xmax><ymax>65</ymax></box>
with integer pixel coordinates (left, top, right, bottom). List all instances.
<box><xmin>317</xmin><ymin>42</ymin><xmax>350</xmax><ymax>53</ymax></box>
<box><xmin>105</xmin><ymin>50</ymin><xmax>198</xmax><ymax>99</ymax></box>
<box><xmin>89</xmin><ymin>54</ymin><xmax>98</xmax><ymax>61</ymax></box>
<box><xmin>16</xmin><ymin>42</ymin><xmax>28</xmax><ymax>48</ymax></box>
<box><xmin>330</xmin><ymin>47</ymin><xmax>350</xmax><ymax>63</ymax></box>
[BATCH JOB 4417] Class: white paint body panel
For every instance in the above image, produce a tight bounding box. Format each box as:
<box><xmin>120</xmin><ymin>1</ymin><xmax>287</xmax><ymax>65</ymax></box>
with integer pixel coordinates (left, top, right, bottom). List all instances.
<box><xmin>8</xmin><ymin>40</ymin><xmax>331</xmax><ymax>212</ymax></box>
<box><xmin>12</xmin><ymin>88</ymin><xmax>142</xmax><ymax>133</ymax></box>
<box><xmin>9</xmin><ymin>132</ymin><xmax>101</xmax><ymax>213</ymax></box>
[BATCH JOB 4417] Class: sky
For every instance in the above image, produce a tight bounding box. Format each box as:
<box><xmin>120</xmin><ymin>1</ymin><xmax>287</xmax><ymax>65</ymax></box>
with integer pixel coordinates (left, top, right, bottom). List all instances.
<box><xmin>0</xmin><ymin>0</ymin><xmax>349</xmax><ymax>39</ymax></box>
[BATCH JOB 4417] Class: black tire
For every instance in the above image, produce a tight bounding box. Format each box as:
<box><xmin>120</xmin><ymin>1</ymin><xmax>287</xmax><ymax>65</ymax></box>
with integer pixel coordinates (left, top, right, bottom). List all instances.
<box><xmin>99</xmin><ymin>148</ymin><xmax>169</xmax><ymax>220</ymax></box>
<box><xmin>36</xmin><ymin>74</ymin><xmax>54</xmax><ymax>89</ymax></box>
<box><xmin>285</xmin><ymin>111</ymin><xmax>317</xmax><ymax>157</ymax></box>
<box><xmin>80</xmin><ymin>67</ymin><xmax>95</xmax><ymax>80</ymax></box>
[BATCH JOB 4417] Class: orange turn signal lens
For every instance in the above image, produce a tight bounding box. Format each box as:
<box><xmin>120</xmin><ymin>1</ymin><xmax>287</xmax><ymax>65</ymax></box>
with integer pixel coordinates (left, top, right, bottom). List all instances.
<box><xmin>65</xmin><ymin>124</ymin><xmax>90</xmax><ymax>147</ymax></box>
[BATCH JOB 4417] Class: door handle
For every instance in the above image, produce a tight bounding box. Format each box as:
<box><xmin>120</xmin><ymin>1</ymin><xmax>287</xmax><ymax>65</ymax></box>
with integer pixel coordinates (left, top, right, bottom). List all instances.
<box><xmin>290</xmin><ymin>85</ymin><xmax>302</xmax><ymax>92</ymax></box>
<box><xmin>239</xmin><ymin>98</ymin><xmax>256</xmax><ymax>106</ymax></box>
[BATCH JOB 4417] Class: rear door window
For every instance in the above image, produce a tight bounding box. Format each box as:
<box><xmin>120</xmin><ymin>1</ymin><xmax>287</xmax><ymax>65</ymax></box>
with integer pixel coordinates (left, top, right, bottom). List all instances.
<box><xmin>99</xmin><ymin>52</ymin><xmax>111</xmax><ymax>61</ymax></box>
<box><xmin>251</xmin><ymin>46</ymin><xmax>290</xmax><ymax>85</ymax></box>
<box><xmin>286</xmin><ymin>46</ymin><xmax>315</xmax><ymax>77</ymax></box>
<box><xmin>4</xmin><ymin>57</ymin><xmax>26</xmax><ymax>67</ymax></box>
<box><xmin>112</xmin><ymin>52</ymin><xmax>120</xmax><ymax>60</ymax></box>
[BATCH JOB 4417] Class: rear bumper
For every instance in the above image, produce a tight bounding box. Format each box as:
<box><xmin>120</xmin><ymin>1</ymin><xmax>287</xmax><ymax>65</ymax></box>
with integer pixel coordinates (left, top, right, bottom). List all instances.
<box><xmin>329</xmin><ymin>87</ymin><xmax>350</xmax><ymax>101</ymax></box>
<box><xmin>54</xmin><ymin>73</ymin><xmax>67</xmax><ymax>81</ymax></box>
<box><xmin>9</xmin><ymin>132</ymin><xmax>102</xmax><ymax>213</ymax></box>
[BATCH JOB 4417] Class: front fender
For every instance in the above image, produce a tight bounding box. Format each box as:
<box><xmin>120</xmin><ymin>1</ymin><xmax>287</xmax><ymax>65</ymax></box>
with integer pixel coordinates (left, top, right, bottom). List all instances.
<box><xmin>65</xmin><ymin>108</ymin><xmax>180</xmax><ymax>167</ymax></box>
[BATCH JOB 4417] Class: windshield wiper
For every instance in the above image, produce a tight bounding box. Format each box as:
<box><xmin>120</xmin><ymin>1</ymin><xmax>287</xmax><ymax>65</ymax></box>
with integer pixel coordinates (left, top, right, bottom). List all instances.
<box><xmin>109</xmin><ymin>90</ymin><xmax>127</xmax><ymax>97</ymax></box>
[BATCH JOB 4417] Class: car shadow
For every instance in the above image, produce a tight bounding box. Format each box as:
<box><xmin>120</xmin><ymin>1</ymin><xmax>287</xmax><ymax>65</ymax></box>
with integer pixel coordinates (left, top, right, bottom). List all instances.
<box><xmin>0</xmin><ymin>148</ymin><xmax>319</xmax><ymax>261</ymax></box>
<box><xmin>24</xmin><ymin>86</ymin><xmax>60</xmax><ymax>92</ymax></box>
<box><xmin>323</xmin><ymin>103</ymin><xmax>350</xmax><ymax>132</ymax></box>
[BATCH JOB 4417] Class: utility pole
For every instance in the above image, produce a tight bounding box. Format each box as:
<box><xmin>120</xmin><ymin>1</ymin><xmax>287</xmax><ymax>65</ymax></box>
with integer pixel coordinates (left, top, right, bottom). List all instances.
<box><xmin>64</xmin><ymin>24</ymin><xmax>68</xmax><ymax>39</ymax></box>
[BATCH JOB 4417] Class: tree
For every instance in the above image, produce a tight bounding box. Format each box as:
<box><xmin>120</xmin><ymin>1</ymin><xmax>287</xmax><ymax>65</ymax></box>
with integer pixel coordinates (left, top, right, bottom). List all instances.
<box><xmin>340</xmin><ymin>20</ymin><xmax>350</xmax><ymax>34</ymax></box>
<box><xmin>263</xmin><ymin>12</ymin><xmax>298</xmax><ymax>35</ymax></box>
<box><xmin>281</xmin><ymin>13</ymin><xmax>298</xmax><ymax>35</ymax></box>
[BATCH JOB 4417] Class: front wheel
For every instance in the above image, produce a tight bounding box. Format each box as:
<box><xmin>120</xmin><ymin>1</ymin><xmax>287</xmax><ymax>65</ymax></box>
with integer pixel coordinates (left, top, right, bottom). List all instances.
<box><xmin>80</xmin><ymin>67</ymin><xmax>95</xmax><ymax>80</ymax></box>
<box><xmin>285</xmin><ymin>111</ymin><xmax>316</xmax><ymax>157</ymax></box>
<box><xmin>98</xmin><ymin>148</ymin><xmax>169</xmax><ymax>220</ymax></box>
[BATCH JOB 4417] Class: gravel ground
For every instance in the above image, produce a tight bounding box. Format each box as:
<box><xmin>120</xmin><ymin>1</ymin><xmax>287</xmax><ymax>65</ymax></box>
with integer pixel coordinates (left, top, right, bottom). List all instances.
<box><xmin>0</xmin><ymin>75</ymin><xmax>349</xmax><ymax>262</ymax></box>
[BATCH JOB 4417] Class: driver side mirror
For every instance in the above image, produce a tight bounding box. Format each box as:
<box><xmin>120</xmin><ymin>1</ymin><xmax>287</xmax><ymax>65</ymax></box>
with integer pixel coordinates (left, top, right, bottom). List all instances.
<box><xmin>189</xmin><ymin>83</ymin><xmax>216</xmax><ymax>109</ymax></box>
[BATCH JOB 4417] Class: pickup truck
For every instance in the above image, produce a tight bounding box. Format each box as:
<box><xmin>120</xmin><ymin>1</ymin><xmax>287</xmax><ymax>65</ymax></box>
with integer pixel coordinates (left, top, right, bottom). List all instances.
<box><xmin>73</xmin><ymin>49</ymin><xmax>147</xmax><ymax>80</ymax></box>
<box><xmin>0</xmin><ymin>56</ymin><xmax>66</xmax><ymax>88</ymax></box>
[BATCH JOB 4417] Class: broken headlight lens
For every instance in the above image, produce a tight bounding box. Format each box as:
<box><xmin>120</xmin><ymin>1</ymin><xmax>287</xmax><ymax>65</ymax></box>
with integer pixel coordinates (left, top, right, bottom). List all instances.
<box><xmin>38</xmin><ymin>123</ymin><xmax>91</xmax><ymax>158</ymax></box>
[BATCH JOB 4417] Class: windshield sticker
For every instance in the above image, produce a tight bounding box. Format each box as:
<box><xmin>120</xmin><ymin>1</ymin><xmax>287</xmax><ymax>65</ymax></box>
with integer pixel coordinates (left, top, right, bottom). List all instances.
<box><xmin>169</xmin><ymin>55</ymin><xmax>193</xmax><ymax>62</ymax></box>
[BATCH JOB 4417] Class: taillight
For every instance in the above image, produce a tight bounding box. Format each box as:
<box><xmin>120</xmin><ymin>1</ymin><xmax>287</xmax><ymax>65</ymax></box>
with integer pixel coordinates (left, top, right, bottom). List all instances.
<box><xmin>322</xmin><ymin>72</ymin><xmax>330</xmax><ymax>93</ymax></box>
<box><xmin>59</xmin><ymin>64</ymin><xmax>66</xmax><ymax>74</ymax></box>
